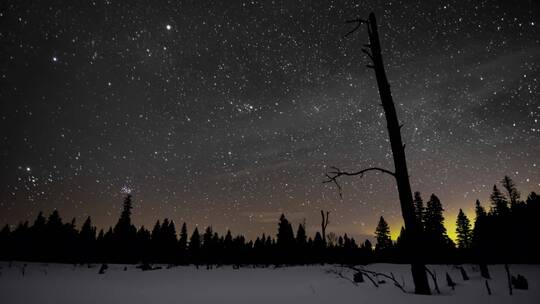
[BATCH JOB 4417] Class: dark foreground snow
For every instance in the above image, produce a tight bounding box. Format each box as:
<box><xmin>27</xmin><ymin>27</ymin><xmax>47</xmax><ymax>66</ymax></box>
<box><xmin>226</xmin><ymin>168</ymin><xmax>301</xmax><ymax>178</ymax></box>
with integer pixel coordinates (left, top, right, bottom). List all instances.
<box><xmin>1</xmin><ymin>262</ymin><xmax>539</xmax><ymax>303</ymax></box>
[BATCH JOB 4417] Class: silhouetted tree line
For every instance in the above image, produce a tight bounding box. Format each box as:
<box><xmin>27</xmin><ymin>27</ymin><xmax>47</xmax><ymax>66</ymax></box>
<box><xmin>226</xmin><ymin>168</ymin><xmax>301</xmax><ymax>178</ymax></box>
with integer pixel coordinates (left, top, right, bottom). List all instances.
<box><xmin>0</xmin><ymin>176</ymin><xmax>538</xmax><ymax>265</ymax></box>
<box><xmin>0</xmin><ymin>195</ymin><xmax>372</xmax><ymax>265</ymax></box>
<box><xmin>374</xmin><ymin>176</ymin><xmax>540</xmax><ymax>264</ymax></box>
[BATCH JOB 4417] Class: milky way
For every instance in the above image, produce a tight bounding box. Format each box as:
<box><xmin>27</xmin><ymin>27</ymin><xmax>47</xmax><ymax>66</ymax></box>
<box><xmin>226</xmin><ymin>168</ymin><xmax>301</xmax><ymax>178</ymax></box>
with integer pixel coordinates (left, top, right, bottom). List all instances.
<box><xmin>1</xmin><ymin>0</ymin><xmax>539</xmax><ymax>240</ymax></box>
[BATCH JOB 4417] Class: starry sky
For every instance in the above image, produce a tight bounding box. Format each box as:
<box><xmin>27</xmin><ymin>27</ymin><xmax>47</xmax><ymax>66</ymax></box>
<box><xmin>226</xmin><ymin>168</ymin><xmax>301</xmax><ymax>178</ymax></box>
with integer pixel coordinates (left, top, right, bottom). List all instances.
<box><xmin>1</xmin><ymin>0</ymin><xmax>539</xmax><ymax>241</ymax></box>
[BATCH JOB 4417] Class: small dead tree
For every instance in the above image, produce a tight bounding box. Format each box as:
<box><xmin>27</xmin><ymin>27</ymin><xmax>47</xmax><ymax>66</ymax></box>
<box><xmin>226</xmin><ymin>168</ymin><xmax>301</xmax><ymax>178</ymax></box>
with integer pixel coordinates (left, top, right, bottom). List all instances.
<box><xmin>321</xmin><ymin>210</ymin><xmax>330</xmax><ymax>244</ymax></box>
<box><xmin>459</xmin><ymin>266</ymin><xmax>469</xmax><ymax>281</ymax></box>
<box><xmin>446</xmin><ymin>272</ymin><xmax>456</xmax><ymax>290</ymax></box>
<box><xmin>480</xmin><ymin>263</ymin><xmax>491</xmax><ymax>279</ymax></box>
<box><xmin>485</xmin><ymin>280</ymin><xmax>492</xmax><ymax>295</ymax></box>
<box><xmin>505</xmin><ymin>264</ymin><xmax>513</xmax><ymax>295</ymax></box>
<box><xmin>325</xmin><ymin>12</ymin><xmax>431</xmax><ymax>295</ymax></box>
<box><xmin>425</xmin><ymin>267</ymin><xmax>441</xmax><ymax>294</ymax></box>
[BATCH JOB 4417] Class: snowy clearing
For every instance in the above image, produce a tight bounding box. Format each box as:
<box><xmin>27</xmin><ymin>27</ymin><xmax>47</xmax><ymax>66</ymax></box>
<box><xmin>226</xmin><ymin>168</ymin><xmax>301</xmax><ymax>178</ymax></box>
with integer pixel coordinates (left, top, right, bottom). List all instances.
<box><xmin>0</xmin><ymin>262</ymin><xmax>539</xmax><ymax>303</ymax></box>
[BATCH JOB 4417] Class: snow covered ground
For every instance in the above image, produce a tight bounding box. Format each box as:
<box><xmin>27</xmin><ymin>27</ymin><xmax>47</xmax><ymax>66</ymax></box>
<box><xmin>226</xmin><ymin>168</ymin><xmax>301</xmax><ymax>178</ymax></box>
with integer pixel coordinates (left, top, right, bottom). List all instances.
<box><xmin>0</xmin><ymin>262</ymin><xmax>538</xmax><ymax>303</ymax></box>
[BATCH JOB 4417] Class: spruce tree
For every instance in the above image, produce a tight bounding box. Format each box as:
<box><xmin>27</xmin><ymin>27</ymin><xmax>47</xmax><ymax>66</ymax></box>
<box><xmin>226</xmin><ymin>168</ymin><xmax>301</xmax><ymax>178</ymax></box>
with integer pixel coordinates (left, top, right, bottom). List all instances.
<box><xmin>188</xmin><ymin>227</ymin><xmax>201</xmax><ymax>265</ymax></box>
<box><xmin>296</xmin><ymin>222</ymin><xmax>307</xmax><ymax>246</ymax></box>
<box><xmin>112</xmin><ymin>194</ymin><xmax>137</xmax><ymax>262</ymax></box>
<box><xmin>489</xmin><ymin>185</ymin><xmax>509</xmax><ymax>216</ymax></box>
<box><xmin>189</xmin><ymin>228</ymin><xmax>201</xmax><ymax>252</ymax></box>
<box><xmin>202</xmin><ymin>226</ymin><xmax>214</xmax><ymax>250</ymax></box>
<box><xmin>178</xmin><ymin>222</ymin><xmax>188</xmax><ymax>252</ymax></box>
<box><xmin>80</xmin><ymin>217</ymin><xmax>96</xmax><ymax>243</ymax></box>
<box><xmin>375</xmin><ymin>216</ymin><xmax>392</xmax><ymax>251</ymax></box>
<box><xmin>116</xmin><ymin>194</ymin><xmax>134</xmax><ymax>230</ymax></box>
<box><xmin>424</xmin><ymin>194</ymin><xmax>451</xmax><ymax>256</ymax></box>
<box><xmin>501</xmin><ymin>176</ymin><xmax>520</xmax><ymax>208</ymax></box>
<box><xmin>276</xmin><ymin>214</ymin><xmax>294</xmax><ymax>248</ymax></box>
<box><xmin>455</xmin><ymin>209</ymin><xmax>471</xmax><ymax>249</ymax></box>
<box><xmin>136</xmin><ymin>226</ymin><xmax>151</xmax><ymax>262</ymax></box>
<box><xmin>162</xmin><ymin>219</ymin><xmax>177</xmax><ymax>262</ymax></box>
<box><xmin>472</xmin><ymin>199</ymin><xmax>490</xmax><ymax>279</ymax></box>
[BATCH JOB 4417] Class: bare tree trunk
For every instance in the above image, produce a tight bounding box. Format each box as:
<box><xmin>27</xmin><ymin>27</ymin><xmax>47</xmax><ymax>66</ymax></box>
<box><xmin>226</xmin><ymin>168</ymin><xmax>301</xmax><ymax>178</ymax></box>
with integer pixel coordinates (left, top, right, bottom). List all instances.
<box><xmin>365</xmin><ymin>13</ymin><xmax>430</xmax><ymax>295</ymax></box>
<box><xmin>321</xmin><ymin>210</ymin><xmax>329</xmax><ymax>244</ymax></box>
<box><xmin>479</xmin><ymin>263</ymin><xmax>491</xmax><ymax>279</ymax></box>
<box><xmin>505</xmin><ymin>264</ymin><xmax>513</xmax><ymax>295</ymax></box>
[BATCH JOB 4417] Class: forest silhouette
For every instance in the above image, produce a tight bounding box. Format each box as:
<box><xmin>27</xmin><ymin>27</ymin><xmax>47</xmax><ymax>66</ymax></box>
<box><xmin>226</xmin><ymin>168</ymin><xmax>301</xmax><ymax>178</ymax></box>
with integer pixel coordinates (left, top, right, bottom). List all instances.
<box><xmin>1</xmin><ymin>175</ymin><xmax>538</xmax><ymax>266</ymax></box>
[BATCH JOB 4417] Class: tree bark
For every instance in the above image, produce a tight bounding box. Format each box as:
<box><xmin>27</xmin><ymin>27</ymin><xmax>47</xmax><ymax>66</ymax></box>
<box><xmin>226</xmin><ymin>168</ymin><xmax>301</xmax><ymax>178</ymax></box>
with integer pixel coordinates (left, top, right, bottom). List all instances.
<box><xmin>365</xmin><ymin>13</ymin><xmax>431</xmax><ymax>295</ymax></box>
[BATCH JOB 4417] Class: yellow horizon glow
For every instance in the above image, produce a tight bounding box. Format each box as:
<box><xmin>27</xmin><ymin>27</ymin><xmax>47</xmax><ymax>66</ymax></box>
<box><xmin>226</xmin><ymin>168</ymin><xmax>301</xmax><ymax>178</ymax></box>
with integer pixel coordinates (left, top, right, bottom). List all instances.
<box><xmin>388</xmin><ymin>208</ymin><xmax>475</xmax><ymax>242</ymax></box>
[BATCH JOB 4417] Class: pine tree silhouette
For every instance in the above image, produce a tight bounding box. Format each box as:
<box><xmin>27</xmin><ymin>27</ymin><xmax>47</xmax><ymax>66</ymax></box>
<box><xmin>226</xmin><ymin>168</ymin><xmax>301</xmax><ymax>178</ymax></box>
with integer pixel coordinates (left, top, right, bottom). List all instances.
<box><xmin>471</xmin><ymin>199</ymin><xmax>490</xmax><ymax>278</ymax></box>
<box><xmin>375</xmin><ymin>216</ymin><xmax>392</xmax><ymax>252</ymax></box>
<box><xmin>189</xmin><ymin>227</ymin><xmax>201</xmax><ymax>266</ymax></box>
<box><xmin>276</xmin><ymin>214</ymin><xmax>295</xmax><ymax>263</ymax></box>
<box><xmin>455</xmin><ymin>209</ymin><xmax>472</xmax><ymax>250</ymax></box>
<box><xmin>178</xmin><ymin>222</ymin><xmax>188</xmax><ymax>264</ymax></box>
<box><xmin>489</xmin><ymin>185</ymin><xmax>509</xmax><ymax>216</ymax></box>
<box><xmin>112</xmin><ymin>194</ymin><xmax>137</xmax><ymax>262</ymax></box>
<box><xmin>424</xmin><ymin>194</ymin><xmax>453</xmax><ymax>261</ymax></box>
<box><xmin>79</xmin><ymin>216</ymin><xmax>96</xmax><ymax>262</ymax></box>
<box><xmin>296</xmin><ymin>223</ymin><xmax>307</xmax><ymax>246</ymax></box>
<box><xmin>501</xmin><ymin>176</ymin><xmax>521</xmax><ymax>208</ymax></box>
<box><xmin>1</xmin><ymin>182</ymin><xmax>539</xmax><ymax>266</ymax></box>
<box><xmin>136</xmin><ymin>226</ymin><xmax>151</xmax><ymax>263</ymax></box>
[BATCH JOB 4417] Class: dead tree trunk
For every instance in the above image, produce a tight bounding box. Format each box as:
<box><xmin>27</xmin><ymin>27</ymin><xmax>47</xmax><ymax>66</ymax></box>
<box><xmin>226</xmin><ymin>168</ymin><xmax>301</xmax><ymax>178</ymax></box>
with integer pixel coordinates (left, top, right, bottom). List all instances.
<box><xmin>479</xmin><ymin>263</ymin><xmax>491</xmax><ymax>279</ymax></box>
<box><xmin>365</xmin><ymin>12</ymin><xmax>431</xmax><ymax>295</ymax></box>
<box><xmin>321</xmin><ymin>210</ymin><xmax>329</xmax><ymax>244</ymax></box>
<box><xmin>505</xmin><ymin>264</ymin><xmax>513</xmax><ymax>295</ymax></box>
<box><xmin>327</xmin><ymin>12</ymin><xmax>431</xmax><ymax>295</ymax></box>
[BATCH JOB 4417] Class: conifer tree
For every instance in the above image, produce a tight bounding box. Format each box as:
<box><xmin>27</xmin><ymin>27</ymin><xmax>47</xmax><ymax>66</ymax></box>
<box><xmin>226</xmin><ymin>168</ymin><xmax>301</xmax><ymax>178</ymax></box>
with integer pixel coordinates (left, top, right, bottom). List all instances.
<box><xmin>151</xmin><ymin>220</ymin><xmax>161</xmax><ymax>242</ymax></box>
<box><xmin>136</xmin><ymin>226</ymin><xmax>151</xmax><ymax>262</ymax></box>
<box><xmin>424</xmin><ymin>195</ymin><xmax>449</xmax><ymax>242</ymax></box>
<box><xmin>203</xmin><ymin>226</ymin><xmax>214</xmax><ymax>249</ymax></box>
<box><xmin>224</xmin><ymin>229</ymin><xmax>233</xmax><ymax>249</ymax></box>
<box><xmin>111</xmin><ymin>194</ymin><xmax>137</xmax><ymax>261</ymax></box>
<box><xmin>413</xmin><ymin>192</ymin><xmax>425</xmax><ymax>228</ymax></box>
<box><xmin>455</xmin><ymin>209</ymin><xmax>471</xmax><ymax>249</ymax></box>
<box><xmin>471</xmin><ymin>199</ymin><xmax>490</xmax><ymax>279</ymax></box>
<box><xmin>115</xmin><ymin>194</ymin><xmax>134</xmax><ymax>231</ymax></box>
<box><xmin>296</xmin><ymin>222</ymin><xmax>307</xmax><ymax>246</ymax></box>
<box><xmin>501</xmin><ymin>176</ymin><xmax>520</xmax><ymax>208</ymax></box>
<box><xmin>489</xmin><ymin>185</ymin><xmax>509</xmax><ymax>216</ymax></box>
<box><xmin>313</xmin><ymin>232</ymin><xmax>324</xmax><ymax>248</ymax></box>
<box><xmin>178</xmin><ymin>222</ymin><xmax>188</xmax><ymax>252</ymax></box>
<box><xmin>189</xmin><ymin>228</ymin><xmax>201</xmax><ymax>252</ymax></box>
<box><xmin>80</xmin><ymin>216</ymin><xmax>96</xmax><ymax>243</ymax></box>
<box><xmin>276</xmin><ymin>214</ymin><xmax>294</xmax><ymax>248</ymax></box>
<box><xmin>375</xmin><ymin>216</ymin><xmax>392</xmax><ymax>251</ymax></box>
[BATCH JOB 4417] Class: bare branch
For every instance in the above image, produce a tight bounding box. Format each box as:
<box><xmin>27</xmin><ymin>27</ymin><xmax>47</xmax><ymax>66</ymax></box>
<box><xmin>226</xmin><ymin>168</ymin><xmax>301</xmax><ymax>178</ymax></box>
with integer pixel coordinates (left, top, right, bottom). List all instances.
<box><xmin>326</xmin><ymin>269</ymin><xmax>361</xmax><ymax>286</ymax></box>
<box><xmin>361</xmin><ymin>48</ymin><xmax>374</xmax><ymax>62</ymax></box>
<box><xmin>425</xmin><ymin>267</ymin><xmax>440</xmax><ymax>294</ymax></box>
<box><xmin>342</xmin><ymin>266</ymin><xmax>406</xmax><ymax>293</ymax></box>
<box><xmin>323</xmin><ymin>166</ymin><xmax>395</xmax><ymax>198</ymax></box>
<box><xmin>343</xmin><ymin>18</ymin><xmax>368</xmax><ymax>38</ymax></box>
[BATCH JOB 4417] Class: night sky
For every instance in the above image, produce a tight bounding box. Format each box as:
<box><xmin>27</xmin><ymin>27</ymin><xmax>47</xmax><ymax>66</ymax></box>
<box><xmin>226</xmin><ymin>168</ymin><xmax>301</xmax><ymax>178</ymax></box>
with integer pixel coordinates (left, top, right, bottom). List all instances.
<box><xmin>1</xmin><ymin>0</ymin><xmax>539</xmax><ymax>241</ymax></box>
